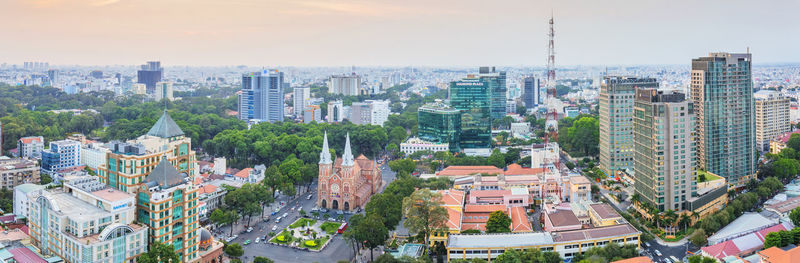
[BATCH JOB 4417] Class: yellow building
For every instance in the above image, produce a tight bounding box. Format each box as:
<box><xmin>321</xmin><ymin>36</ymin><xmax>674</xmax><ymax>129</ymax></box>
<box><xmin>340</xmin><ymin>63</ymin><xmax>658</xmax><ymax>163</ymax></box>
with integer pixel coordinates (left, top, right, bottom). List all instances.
<box><xmin>588</xmin><ymin>203</ymin><xmax>624</xmax><ymax>227</ymax></box>
<box><xmin>97</xmin><ymin>111</ymin><xmax>196</xmax><ymax>194</ymax></box>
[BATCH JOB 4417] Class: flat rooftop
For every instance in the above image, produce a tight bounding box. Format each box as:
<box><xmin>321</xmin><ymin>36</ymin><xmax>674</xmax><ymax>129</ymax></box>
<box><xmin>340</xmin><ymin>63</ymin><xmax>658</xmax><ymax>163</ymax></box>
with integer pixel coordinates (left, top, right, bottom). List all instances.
<box><xmin>590</xmin><ymin>203</ymin><xmax>622</xmax><ymax>220</ymax></box>
<box><xmin>44</xmin><ymin>192</ymin><xmax>109</xmax><ymax>219</ymax></box>
<box><xmin>551</xmin><ymin>224</ymin><xmax>640</xmax><ymax>242</ymax></box>
<box><xmin>448</xmin><ymin>232</ymin><xmax>554</xmax><ymax>248</ymax></box>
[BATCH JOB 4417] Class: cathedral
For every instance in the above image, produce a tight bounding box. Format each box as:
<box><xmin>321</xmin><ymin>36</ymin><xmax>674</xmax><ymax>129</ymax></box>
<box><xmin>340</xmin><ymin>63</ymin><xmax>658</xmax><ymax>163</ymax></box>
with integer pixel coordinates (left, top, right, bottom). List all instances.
<box><xmin>317</xmin><ymin>132</ymin><xmax>382</xmax><ymax>211</ymax></box>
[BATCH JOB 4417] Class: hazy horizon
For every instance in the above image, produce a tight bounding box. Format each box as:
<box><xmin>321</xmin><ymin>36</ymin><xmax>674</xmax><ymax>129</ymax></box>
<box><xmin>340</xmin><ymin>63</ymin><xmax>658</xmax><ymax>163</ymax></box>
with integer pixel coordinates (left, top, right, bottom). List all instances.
<box><xmin>3</xmin><ymin>0</ymin><xmax>799</xmax><ymax>67</ymax></box>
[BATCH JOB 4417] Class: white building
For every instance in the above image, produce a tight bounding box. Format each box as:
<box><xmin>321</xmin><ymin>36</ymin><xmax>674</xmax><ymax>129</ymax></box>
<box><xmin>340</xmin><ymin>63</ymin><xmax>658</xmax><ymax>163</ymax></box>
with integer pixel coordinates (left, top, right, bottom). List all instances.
<box><xmin>153</xmin><ymin>81</ymin><xmax>174</xmax><ymax>101</ymax></box>
<box><xmin>13</xmin><ymin>183</ymin><xmax>45</xmax><ymax>219</ymax></box>
<box><xmin>293</xmin><ymin>87</ymin><xmax>311</xmax><ymax>117</ymax></box>
<box><xmin>400</xmin><ymin>138</ymin><xmax>449</xmax><ymax>155</ymax></box>
<box><xmin>328</xmin><ymin>100</ymin><xmax>344</xmax><ymax>123</ymax></box>
<box><xmin>350</xmin><ymin>100</ymin><xmax>390</xmax><ymax>126</ymax></box>
<box><xmin>28</xmin><ymin>176</ymin><xmax>148</xmax><ymax>262</ymax></box>
<box><xmin>754</xmin><ymin>90</ymin><xmax>790</xmax><ymax>152</ymax></box>
<box><xmin>80</xmin><ymin>143</ymin><xmax>110</xmax><ymax>171</ymax></box>
<box><xmin>213</xmin><ymin>157</ymin><xmax>226</xmax><ymax>175</ymax></box>
<box><xmin>17</xmin><ymin>136</ymin><xmax>44</xmax><ymax>159</ymax></box>
<box><xmin>329</xmin><ymin>73</ymin><xmax>363</xmax><ymax>96</ymax></box>
<box><xmin>510</xmin><ymin>122</ymin><xmax>531</xmax><ymax>138</ymax></box>
<box><xmin>531</xmin><ymin>143</ymin><xmax>560</xmax><ymax>170</ymax></box>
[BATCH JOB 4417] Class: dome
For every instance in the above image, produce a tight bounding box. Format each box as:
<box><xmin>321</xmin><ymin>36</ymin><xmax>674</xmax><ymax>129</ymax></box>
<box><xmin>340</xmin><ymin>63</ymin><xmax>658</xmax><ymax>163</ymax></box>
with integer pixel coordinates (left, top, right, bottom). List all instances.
<box><xmin>200</xmin><ymin>228</ymin><xmax>212</xmax><ymax>243</ymax></box>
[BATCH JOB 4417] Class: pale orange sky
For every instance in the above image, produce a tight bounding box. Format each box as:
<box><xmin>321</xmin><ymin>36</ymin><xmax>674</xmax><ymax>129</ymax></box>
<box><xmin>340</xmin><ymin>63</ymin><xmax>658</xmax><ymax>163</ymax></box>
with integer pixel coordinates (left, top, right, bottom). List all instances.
<box><xmin>1</xmin><ymin>0</ymin><xmax>798</xmax><ymax>66</ymax></box>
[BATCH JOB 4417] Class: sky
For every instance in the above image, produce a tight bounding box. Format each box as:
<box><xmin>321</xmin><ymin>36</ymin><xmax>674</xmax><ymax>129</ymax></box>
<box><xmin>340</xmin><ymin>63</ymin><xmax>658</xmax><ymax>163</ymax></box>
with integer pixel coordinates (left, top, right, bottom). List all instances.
<box><xmin>1</xmin><ymin>0</ymin><xmax>799</xmax><ymax>67</ymax></box>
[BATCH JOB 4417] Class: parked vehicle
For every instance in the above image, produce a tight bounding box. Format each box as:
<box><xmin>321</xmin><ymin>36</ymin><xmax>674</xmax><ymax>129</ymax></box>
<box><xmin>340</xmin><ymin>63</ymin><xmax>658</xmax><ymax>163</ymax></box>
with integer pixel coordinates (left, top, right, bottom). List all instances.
<box><xmin>255</xmin><ymin>237</ymin><xmax>260</xmax><ymax>243</ymax></box>
<box><xmin>272</xmin><ymin>225</ymin><xmax>278</xmax><ymax>231</ymax></box>
<box><xmin>244</xmin><ymin>240</ymin><xmax>251</xmax><ymax>245</ymax></box>
<box><xmin>246</xmin><ymin>227</ymin><xmax>253</xmax><ymax>233</ymax></box>
<box><xmin>283</xmin><ymin>213</ymin><xmax>289</xmax><ymax>218</ymax></box>
<box><xmin>654</xmin><ymin>250</ymin><xmax>662</xmax><ymax>257</ymax></box>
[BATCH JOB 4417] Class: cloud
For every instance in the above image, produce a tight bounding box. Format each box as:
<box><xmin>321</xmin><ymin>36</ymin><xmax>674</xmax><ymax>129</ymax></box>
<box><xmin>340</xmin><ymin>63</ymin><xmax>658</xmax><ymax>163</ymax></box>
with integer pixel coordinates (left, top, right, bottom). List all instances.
<box><xmin>90</xmin><ymin>0</ymin><xmax>121</xmax><ymax>6</ymax></box>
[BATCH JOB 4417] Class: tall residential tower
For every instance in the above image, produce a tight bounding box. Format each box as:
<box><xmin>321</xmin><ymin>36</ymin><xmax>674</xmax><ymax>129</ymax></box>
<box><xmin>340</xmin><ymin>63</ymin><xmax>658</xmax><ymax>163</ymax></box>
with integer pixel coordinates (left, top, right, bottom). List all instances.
<box><xmin>691</xmin><ymin>52</ymin><xmax>755</xmax><ymax>188</ymax></box>
<box><xmin>238</xmin><ymin>70</ymin><xmax>285</xmax><ymax>123</ymax></box>
<box><xmin>754</xmin><ymin>90</ymin><xmax>790</xmax><ymax>152</ymax></box>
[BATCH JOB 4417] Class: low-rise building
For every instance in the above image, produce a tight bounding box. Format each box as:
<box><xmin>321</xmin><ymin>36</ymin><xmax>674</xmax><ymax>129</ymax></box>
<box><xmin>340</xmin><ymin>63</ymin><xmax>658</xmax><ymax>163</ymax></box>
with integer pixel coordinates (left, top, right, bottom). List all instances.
<box><xmin>544</xmin><ymin>208</ymin><xmax>582</xmax><ymax>232</ymax></box>
<box><xmin>446</xmin><ymin>223</ymin><xmax>641</xmax><ymax>261</ymax></box>
<box><xmin>588</xmin><ymin>203</ymin><xmax>623</xmax><ymax>227</ymax></box>
<box><xmin>400</xmin><ymin>138</ymin><xmax>449</xmax><ymax>155</ymax></box>
<box><xmin>17</xmin><ymin>136</ymin><xmax>44</xmax><ymax>159</ymax></box>
<box><xmin>0</xmin><ymin>157</ymin><xmax>40</xmax><ymax>190</ymax></box>
<box><xmin>702</xmin><ymin>222</ymin><xmax>792</xmax><ymax>260</ymax></box>
<box><xmin>765</xmin><ymin>195</ymin><xmax>800</xmax><ymax>219</ymax></box>
<box><xmin>758</xmin><ymin>244</ymin><xmax>800</xmax><ymax>263</ymax></box>
<box><xmin>467</xmin><ymin>188</ymin><xmax>530</xmax><ymax>207</ymax></box>
<box><xmin>27</xmin><ymin>176</ymin><xmax>148</xmax><ymax>262</ymax></box>
<box><xmin>770</xmin><ymin>130</ymin><xmax>800</xmax><ymax>155</ymax></box>
<box><xmin>80</xmin><ymin>143</ymin><xmax>109</xmax><ymax>171</ymax></box>
<box><xmin>40</xmin><ymin>140</ymin><xmax>81</xmax><ymax>175</ymax></box>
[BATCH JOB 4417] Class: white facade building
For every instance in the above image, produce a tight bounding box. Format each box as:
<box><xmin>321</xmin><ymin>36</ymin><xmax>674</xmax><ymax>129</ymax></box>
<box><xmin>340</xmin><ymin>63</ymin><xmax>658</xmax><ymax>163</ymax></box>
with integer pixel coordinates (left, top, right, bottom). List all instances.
<box><xmin>13</xmin><ymin>183</ymin><xmax>45</xmax><ymax>219</ymax></box>
<box><xmin>350</xmin><ymin>100</ymin><xmax>390</xmax><ymax>126</ymax></box>
<box><xmin>17</xmin><ymin>136</ymin><xmax>44</xmax><ymax>159</ymax></box>
<box><xmin>293</xmin><ymin>87</ymin><xmax>311</xmax><ymax>117</ymax></box>
<box><xmin>328</xmin><ymin>100</ymin><xmax>344</xmax><ymax>123</ymax></box>
<box><xmin>153</xmin><ymin>81</ymin><xmax>173</xmax><ymax>101</ymax></box>
<box><xmin>754</xmin><ymin>90</ymin><xmax>790</xmax><ymax>152</ymax></box>
<box><xmin>400</xmin><ymin>138</ymin><xmax>449</xmax><ymax>155</ymax></box>
<box><xmin>329</xmin><ymin>73</ymin><xmax>362</xmax><ymax>96</ymax></box>
<box><xmin>80</xmin><ymin>143</ymin><xmax>110</xmax><ymax>171</ymax></box>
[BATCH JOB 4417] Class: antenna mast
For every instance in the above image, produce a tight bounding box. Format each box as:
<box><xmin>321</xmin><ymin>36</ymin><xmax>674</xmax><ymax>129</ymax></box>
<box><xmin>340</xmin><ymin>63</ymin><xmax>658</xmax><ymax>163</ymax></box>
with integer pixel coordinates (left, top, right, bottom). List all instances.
<box><xmin>545</xmin><ymin>12</ymin><xmax>559</xmax><ymax>144</ymax></box>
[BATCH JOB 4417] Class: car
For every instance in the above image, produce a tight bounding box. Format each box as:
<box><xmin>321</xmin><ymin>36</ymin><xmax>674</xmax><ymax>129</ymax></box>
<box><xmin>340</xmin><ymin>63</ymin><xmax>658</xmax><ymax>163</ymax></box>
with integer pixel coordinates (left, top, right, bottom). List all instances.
<box><xmin>271</xmin><ymin>211</ymin><xmax>278</xmax><ymax>215</ymax></box>
<box><xmin>307</xmin><ymin>194</ymin><xmax>313</xmax><ymax>200</ymax></box>
<box><xmin>263</xmin><ymin>216</ymin><xmax>271</xmax><ymax>222</ymax></box>
<box><xmin>654</xmin><ymin>250</ymin><xmax>662</xmax><ymax>257</ymax></box>
<box><xmin>290</xmin><ymin>206</ymin><xmax>295</xmax><ymax>211</ymax></box>
<box><xmin>276</xmin><ymin>218</ymin><xmax>282</xmax><ymax>223</ymax></box>
<box><xmin>283</xmin><ymin>213</ymin><xmax>289</xmax><ymax>218</ymax></box>
<box><xmin>320</xmin><ymin>208</ymin><xmax>328</xmax><ymax>213</ymax></box>
<box><xmin>255</xmin><ymin>237</ymin><xmax>260</xmax><ymax>243</ymax></box>
<box><xmin>244</xmin><ymin>240</ymin><xmax>251</xmax><ymax>245</ymax></box>
<box><xmin>246</xmin><ymin>227</ymin><xmax>253</xmax><ymax>233</ymax></box>
<box><xmin>272</xmin><ymin>225</ymin><xmax>278</xmax><ymax>231</ymax></box>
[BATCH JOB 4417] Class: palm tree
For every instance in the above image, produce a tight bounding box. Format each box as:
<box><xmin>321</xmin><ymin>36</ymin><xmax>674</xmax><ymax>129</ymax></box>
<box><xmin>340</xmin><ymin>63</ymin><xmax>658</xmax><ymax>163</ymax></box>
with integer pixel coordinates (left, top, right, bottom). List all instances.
<box><xmin>678</xmin><ymin>213</ymin><xmax>691</xmax><ymax>232</ymax></box>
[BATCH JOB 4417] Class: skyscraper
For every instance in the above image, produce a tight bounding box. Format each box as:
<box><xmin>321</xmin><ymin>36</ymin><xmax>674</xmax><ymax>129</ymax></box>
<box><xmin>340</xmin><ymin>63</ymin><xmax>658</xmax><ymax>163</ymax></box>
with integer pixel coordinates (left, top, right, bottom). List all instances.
<box><xmin>754</xmin><ymin>90</ymin><xmax>790</xmax><ymax>152</ymax></box>
<box><xmin>349</xmin><ymin>100</ymin><xmax>390</xmax><ymax>126</ymax></box>
<box><xmin>633</xmin><ymin>89</ymin><xmax>696</xmax><ymax>211</ymax></box>
<box><xmin>329</xmin><ymin>73</ymin><xmax>363</xmax><ymax>96</ymax></box>
<box><xmin>238</xmin><ymin>70</ymin><xmax>285</xmax><ymax>123</ymax></box>
<box><xmin>522</xmin><ymin>76</ymin><xmax>541</xmax><ymax>109</ymax></box>
<box><xmin>137</xmin><ymin>61</ymin><xmax>163</xmax><ymax>94</ymax></box>
<box><xmin>47</xmin><ymin>69</ymin><xmax>59</xmax><ymax>87</ymax></box>
<box><xmin>293</xmin><ymin>87</ymin><xmax>310</xmax><ymax>118</ymax></box>
<box><xmin>450</xmin><ymin>77</ymin><xmax>491</xmax><ymax>149</ymax></box>
<box><xmin>691</xmin><ymin>52</ymin><xmax>755</xmax><ymax>188</ymax></box>
<box><xmin>418</xmin><ymin>102</ymin><xmax>462</xmax><ymax>152</ymax></box>
<box><xmin>599</xmin><ymin>76</ymin><xmax>659</xmax><ymax>177</ymax></box>
<box><xmin>478</xmin><ymin>66</ymin><xmax>507</xmax><ymax>120</ymax></box>
<box><xmin>328</xmin><ymin>100</ymin><xmax>344</xmax><ymax>123</ymax></box>
<box><xmin>154</xmin><ymin>81</ymin><xmax>174</xmax><ymax>101</ymax></box>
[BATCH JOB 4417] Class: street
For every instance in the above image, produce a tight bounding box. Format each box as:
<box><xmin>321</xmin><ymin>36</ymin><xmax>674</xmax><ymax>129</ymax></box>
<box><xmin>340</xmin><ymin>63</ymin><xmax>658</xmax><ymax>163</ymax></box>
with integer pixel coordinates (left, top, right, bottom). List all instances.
<box><xmin>214</xmin><ymin>161</ymin><xmax>397</xmax><ymax>263</ymax></box>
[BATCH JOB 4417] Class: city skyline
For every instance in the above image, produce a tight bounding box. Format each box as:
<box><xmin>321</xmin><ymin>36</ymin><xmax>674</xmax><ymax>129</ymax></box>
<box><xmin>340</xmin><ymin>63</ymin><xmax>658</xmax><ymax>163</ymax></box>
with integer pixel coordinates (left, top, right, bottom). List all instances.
<box><xmin>2</xmin><ymin>0</ymin><xmax>799</xmax><ymax>66</ymax></box>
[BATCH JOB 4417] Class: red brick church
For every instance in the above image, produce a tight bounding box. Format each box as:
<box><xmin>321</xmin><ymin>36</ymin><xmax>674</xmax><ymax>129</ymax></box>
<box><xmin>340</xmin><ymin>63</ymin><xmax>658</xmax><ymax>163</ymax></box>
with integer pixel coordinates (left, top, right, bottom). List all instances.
<box><xmin>317</xmin><ymin>132</ymin><xmax>382</xmax><ymax>211</ymax></box>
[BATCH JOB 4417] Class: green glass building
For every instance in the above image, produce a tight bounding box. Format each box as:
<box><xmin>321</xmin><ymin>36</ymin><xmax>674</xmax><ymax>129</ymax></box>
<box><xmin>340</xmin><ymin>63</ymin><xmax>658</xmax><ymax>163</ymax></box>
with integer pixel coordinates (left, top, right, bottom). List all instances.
<box><xmin>478</xmin><ymin>67</ymin><xmax>507</xmax><ymax>120</ymax></box>
<box><xmin>418</xmin><ymin>102</ymin><xmax>462</xmax><ymax>152</ymax></box>
<box><xmin>691</xmin><ymin>52</ymin><xmax>755</xmax><ymax>189</ymax></box>
<box><xmin>450</xmin><ymin>77</ymin><xmax>491</xmax><ymax>149</ymax></box>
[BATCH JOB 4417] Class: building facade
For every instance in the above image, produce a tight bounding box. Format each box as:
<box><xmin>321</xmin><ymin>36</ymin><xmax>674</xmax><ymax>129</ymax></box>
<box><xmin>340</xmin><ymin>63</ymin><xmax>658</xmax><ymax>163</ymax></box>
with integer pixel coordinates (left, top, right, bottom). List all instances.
<box><xmin>17</xmin><ymin>136</ymin><xmax>44</xmax><ymax>159</ymax></box>
<box><xmin>478</xmin><ymin>67</ymin><xmax>508</xmax><ymax>120</ymax></box>
<box><xmin>0</xmin><ymin>157</ymin><xmax>40</xmax><ymax>190</ymax></box>
<box><xmin>400</xmin><ymin>137</ymin><xmax>449</xmax><ymax>155</ymax></box>
<box><xmin>303</xmin><ymin>105</ymin><xmax>322</xmax><ymax>123</ymax></box>
<box><xmin>691</xmin><ymin>52</ymin><xmax>756</xmax><ymax>188</ymax></box>
<box><xmin>293</xmin><ymin>87</ymin><xmax>310</xmax><ymax>118</ymax></box>
<box><xmin>238</xmin><ymin>70</ymin><xmax>285</xmax><ymax>123</ymax></box>
<box><xmin>97</xmin><ymin>111</ymin><xmax>196</xmax><ymax>194</ymax></box>
<box><xmin>418</xmin><ymin>102</ymin><xmax>462</xmax><ymax>152</ymax></box>
<box><xmin>754</xmin><ymin>90</ymin><xmax>790</xmax><ymax>152</ymax></box>
<box><xmin>137</xmin><ymin>61</ymin><xmax>163</xmax><ymax>94</ymax></box>
<box><xmin>329</xmin><ymin>73</ymin><xmax>363</xmax><ymax>96</ymax></box>
<box><xmin>81</xmin><ymin>143</ymin><xmax>110</xmax><ymax>171</ymax></box>
<box><xmin>599</xmin><ymin>76</ymin><xmax>658</xmax><ymax>177</ymax></box>
<box><xmin>328</xmin><ymin>100</ymin><xmax>344</xmax><ymax>123</ymax></box>
<box><xmin>450</xmin><ymin>77</ymin><xmax>492</xmax><ymax>149</ymax></box>
<box><xmin>349</xmin><ymin>100</ymin><xmax>390</xmax><ymax>126</ymax></box>
<box><xmin>633</xmin><ymin>89</ymin><xmax>696</xmax><ymax>211</ymax></box>
<box><xmin>13</xmin><ymin>183</ymin><xmax>45</xmax><ymax>219</ymax></box>
<box><xmin>154</xmin><ymin>81</ymin><xmax>174</xmax><ymax>101</ymax></box>
<box><xmin>317</xmin><ymin>132</ymin><xmax>382</xmax><ymax>211</ymax></box>
<box><xmin>41</xmin><ymin>140</ymin><xmax>81</xmax><ymax>175</ymax></box>
<box><xmin>136</xmin><ymin>158</ymin><xmax>201</xmax><ymax>262</ymax></box>
<box><xmin>28</xmin><ymin>177</ymin><xmax>148</xmax><ymax>263</ymax></box>
<box><xmin>522</xmin><ymin>76</ymin><xmax>541</xmax><ymax>109</ymax></box>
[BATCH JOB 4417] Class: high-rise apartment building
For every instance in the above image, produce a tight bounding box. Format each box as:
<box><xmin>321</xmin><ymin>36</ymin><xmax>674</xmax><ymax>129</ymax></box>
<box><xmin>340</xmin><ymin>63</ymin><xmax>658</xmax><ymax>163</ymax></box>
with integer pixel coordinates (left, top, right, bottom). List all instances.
<box><xmin>28</xmin><ymin>177</ymin><xmax>148</xmax><ymax>262</ymax></box>
<box><xmin>237</xmin><ymin>70</ymin><xmax>285</xmax><ymax>123</ymax></box>
<box><xmin>303</xmin><ymin>105</ymin><xmax>322</xmax><ymax>123</ymax></box>
<box><xmin>17</xmin><ymin>136</ymin><xmax>44</xmax><ymax>159</ymax></box>
<box><xmin>599</xmin><ymin>77</ymin><xmax>658</xmax><ymax>177</ymax></box>
<box><xmin>328</xmin><ymin>100</ymin><xmax>344</xmax><ymax>123</ymax></box>
<box><xmin>691</xmin><ymin>52</ymin><xmax>756</xmax><ymax>188</ymax></box>
<box><xmin>136</xmin><ymin>157</ymin><xmax>201</xmax><ymax>262</ymax></box>
<box><xmin>522</xmin><ymin>76</ymin><xmax>541</xmax><ymax>109</ymax></box>
<box><xmin>329</xmin><ymin>73</ymin><xmax>363</xmax><ymax>96</ymax></box>
<box><xmin>0</xmin><ymin>157</ymin><xmax>40</xmax><ymax>190</ymax></box>
<box><xmin>47</xmin><ymin>69</ymin><xmax>59</xmax><ymax>87</ymax></box>
<box><xmin>450</xmin><ymin>77</ymin><xmax>492</xmax><ymax>149</ymax></box>
<box><xmin>154</xmin><ymin>81</ymin><xmax>174</xmax><ymax>101</ymax></box>
<box><xmin>137</xmin><ymin>61</ymin><xmax>163</xmax><ymax>94</ymax></box>
<box><xmin>350</xmin><ymin>100</ymin><xmax>390</xmax><ymax>126</ymax></box>
<box><xmin>633</xmin><ymin>89</ymin><xmax>696</xmax><ymax>211</ymax></box>
<box><xmin>754</xmin><ymin>90</ymin><xmax>790</xmax><ymax>152</ymax></box>
<box><xmin>478</xmin><ymin>67</ymin><xmax>508</xmax><ymax>120</ymax></box>
<box><xmin>418</xmin><ymin>102</ymin><xmax>462</xmax><ymax>152</ymax></box>
<box><xmin>293</xmin><ymin>87</ymin><xmax>311</xmax><ymax>117</ymax></box>
<box><xmin>41</xmin><ymin>140</ymin><xmax>81</xmax><ymax>175</ymax></box>
<box><xmin>97</xmin><ymin>111</ymin><xmax>196</xmax><ymax>194</ymax></box>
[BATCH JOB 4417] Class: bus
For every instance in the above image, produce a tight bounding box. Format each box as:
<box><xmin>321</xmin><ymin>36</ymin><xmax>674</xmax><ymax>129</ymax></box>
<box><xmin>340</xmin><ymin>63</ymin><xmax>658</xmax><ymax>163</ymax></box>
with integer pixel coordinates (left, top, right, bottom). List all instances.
<box><xmin>337</xmin><ymin>222</ymin><xmax>348</xmax><ymax>234</ymax></box>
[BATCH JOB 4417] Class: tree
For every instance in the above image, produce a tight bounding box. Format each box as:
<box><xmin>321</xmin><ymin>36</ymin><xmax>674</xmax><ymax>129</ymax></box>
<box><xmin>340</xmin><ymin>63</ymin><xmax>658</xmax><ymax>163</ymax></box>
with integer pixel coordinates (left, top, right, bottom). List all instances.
<box><xmin>486</xmin><ymin>210</ymin><xmax>512</xmax><ymax>233</ymax></box>
<box><xmin>224</xmin><ymin>243</ymin><xmax>244</xmax><ymax>258</ymax></box>
<box><xmin>787</xmin><ymin>133</ymin><xmax>800</xmax><ymax>152</ymax></box>
<box><xmin>40</xmin><ymin>174</ymin><xmax>52</xmax><ymax>185</ymax></box>
<box><xmin>365</xmin><ymin>193</ymin><xmax>402</xmax><ymax>230</ymax></box>
<box><xmin>253</xmin><ymin>257</ymin><xmax>274</xmax><ymax>263</ymax></box>
<box><xmin>402</xmin><ymin>189</ymin><xmax>448</xmax><ymax>252</ymax></box>
<box><xmin>488</xmin><ymin>149</ymin><xmax>505</xmax><ymax>168</ymax></box>
<box><xmin>764</xmin><ymin>232</ymin><xmax>782</xmax><ymax>249</ymax></box>
<box><xmin>772</xmin><ymin>158</ymin><xmax>800</xmax><ymax>181</ymax></box>
<box><xmin>792</xmin><ymin>207</ymin><xmax>800</xmax><ymax>230</ymax></box>
<box><xmin>227</xmin><ymin>210</ymin><xmax>241</xmax><ymax>236</ymax></box>
<box><xmin>209</xmin><ymin>209</ymin><xmax>227</xmax><ymax>227</ymax></box>
<box><xmin>357</xmin><ymin>213</ymin><xmax>390</xmax><ymax>262</ymax></box>
<box><xmin>689</xmin><ymin>229</ymin><xmax>707</xmax><ymax>247</ymax></box>
<box><xmin>688</xmin><ymin>255</ymin><xmax>718</xmax><ymax>263</ymax></box>
<box><xmin>389</xmin><ymin>158</ymin><xmax>416</xmax><ymax>174</ymax></box>
<box><xmin>375</xmin><ymin>253</ymin><xmax>401</xmax><ymax>263</ymax></box>
<box><xmin>138</xmin><ymin>242</ymin><xmax>180</xmax><ymax>263</ymax></box>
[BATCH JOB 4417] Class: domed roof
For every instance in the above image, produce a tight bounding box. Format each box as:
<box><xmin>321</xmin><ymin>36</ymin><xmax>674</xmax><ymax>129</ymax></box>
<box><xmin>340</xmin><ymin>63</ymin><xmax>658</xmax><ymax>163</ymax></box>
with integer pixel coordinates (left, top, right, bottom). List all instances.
<box><xmin>200</xmin><ymin>228</ymin><xmax>212</xmax><ymax>243</ymax></box>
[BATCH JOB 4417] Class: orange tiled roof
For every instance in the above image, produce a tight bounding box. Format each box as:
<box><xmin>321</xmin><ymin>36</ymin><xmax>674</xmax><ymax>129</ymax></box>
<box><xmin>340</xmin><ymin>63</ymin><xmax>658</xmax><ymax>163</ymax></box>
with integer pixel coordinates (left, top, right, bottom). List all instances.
<box><xmin>439</xmin><ymin>190</ymin><xmax>465</xmax><ymax>207</ymax></box>
<box><xmin>445</xmin><ymin>207</ymin><xmax>463</xmax><ymax>231</ymax></box>
<box><xmin>509</xmin><ymin>206</ymin><xmax>532</xmax><ymax>232</ymax></box>
<box><xmin>18</xmin><ymin>137</ymin><xmax>43</xmax><ymax>144</ymax></box>
<box><xmin>611</xmin><ymin>256</ymin><xmax>653</xmax><ymax>263</ymax></box>
<box><xmin>758</xmin><ymin>246</ymin><xmax>800</xmax><ymax>263</ymax></box>
<box><xmin>437</xmin><ymin>166</ymin><xmax>503</xmax><ymax>177</ymax></box>
<box><xmin>504</xmin><ymin>163</ymin><xmax>548</xmax><ymax>176</ymax></box>
<box><xmin>234</xmin><ymin>168</ymin><xmax>252</xmax><ymax>178</ymax></box>
<box><xmin>198</xmin><ymin>184</ymin><xmax>218</xmax><ymax>194</ymax></box>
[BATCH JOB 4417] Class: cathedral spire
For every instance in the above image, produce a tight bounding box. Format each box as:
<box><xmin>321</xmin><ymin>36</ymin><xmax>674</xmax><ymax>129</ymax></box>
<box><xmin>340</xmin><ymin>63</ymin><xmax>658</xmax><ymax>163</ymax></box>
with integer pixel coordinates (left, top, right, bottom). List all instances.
<box><xmin>342</xmin><ymin>132</ymin><xmax>354</xmax><ymax>166</ymax></box>
<box><xmin>319</xmin><ymin>131</ymin><xmax>332</xmax><ymax>164</ymax></box>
